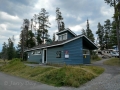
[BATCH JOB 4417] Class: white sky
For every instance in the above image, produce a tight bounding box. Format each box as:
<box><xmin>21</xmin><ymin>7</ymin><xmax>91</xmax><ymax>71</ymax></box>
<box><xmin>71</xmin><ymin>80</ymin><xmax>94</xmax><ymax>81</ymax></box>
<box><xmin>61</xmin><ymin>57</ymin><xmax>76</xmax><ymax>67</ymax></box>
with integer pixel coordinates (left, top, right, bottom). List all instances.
<box><xmin>0</xmin><ymin>0</ymin><xmax>114</xmax><ymax>51</ymax></box>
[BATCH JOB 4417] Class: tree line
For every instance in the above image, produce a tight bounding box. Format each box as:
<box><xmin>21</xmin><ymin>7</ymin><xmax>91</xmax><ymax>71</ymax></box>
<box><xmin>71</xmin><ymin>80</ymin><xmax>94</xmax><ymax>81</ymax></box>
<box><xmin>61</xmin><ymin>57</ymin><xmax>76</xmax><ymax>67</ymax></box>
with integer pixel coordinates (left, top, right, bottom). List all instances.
<box><xmin>0</xmin><ymin>3</ymin><xmax>119</xmax><ymax>60</ymax></box>
<box><xmin>81</xmin><ymin>18</ymin><xmax>117</xmax><ymax>50</ymax></box>
<box><xmin>0</xmin><ymin>36</ymin><xmax>19</xmax><ymax>60</ymax></box>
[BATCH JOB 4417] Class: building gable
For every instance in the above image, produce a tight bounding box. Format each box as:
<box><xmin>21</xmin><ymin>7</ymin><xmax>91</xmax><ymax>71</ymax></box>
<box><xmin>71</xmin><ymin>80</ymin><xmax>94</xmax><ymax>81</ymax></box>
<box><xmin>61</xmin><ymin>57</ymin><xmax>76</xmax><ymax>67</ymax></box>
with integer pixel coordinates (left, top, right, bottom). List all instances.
<box><xmin>56</xmin><ymin>28</ymin><xmax>77</xmax><ymax>41</ymax></box>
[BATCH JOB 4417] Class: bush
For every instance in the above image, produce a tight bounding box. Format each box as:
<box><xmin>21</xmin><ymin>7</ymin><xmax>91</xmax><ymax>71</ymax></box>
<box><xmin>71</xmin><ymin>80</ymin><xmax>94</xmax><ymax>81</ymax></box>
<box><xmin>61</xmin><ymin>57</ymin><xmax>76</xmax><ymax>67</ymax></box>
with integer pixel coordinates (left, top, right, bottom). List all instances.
<box><xmin>39</xmin><ymin>66</ymin><xmax>103</xmax><ymax>87</ymax></box>
<box><xmin>91</xmin><ymin>54</ymin><xmax>101</xmax><ymax>61</ymax></box>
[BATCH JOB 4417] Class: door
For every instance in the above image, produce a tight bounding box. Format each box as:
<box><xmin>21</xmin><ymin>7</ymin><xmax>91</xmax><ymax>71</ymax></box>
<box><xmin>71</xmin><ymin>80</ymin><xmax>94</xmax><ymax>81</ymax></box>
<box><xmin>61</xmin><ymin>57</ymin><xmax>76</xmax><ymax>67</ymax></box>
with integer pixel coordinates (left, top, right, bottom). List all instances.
<box><xmin>42</xmin><ymin>49</ymin><xmax>47</xmax><ymax>63</ymax></box>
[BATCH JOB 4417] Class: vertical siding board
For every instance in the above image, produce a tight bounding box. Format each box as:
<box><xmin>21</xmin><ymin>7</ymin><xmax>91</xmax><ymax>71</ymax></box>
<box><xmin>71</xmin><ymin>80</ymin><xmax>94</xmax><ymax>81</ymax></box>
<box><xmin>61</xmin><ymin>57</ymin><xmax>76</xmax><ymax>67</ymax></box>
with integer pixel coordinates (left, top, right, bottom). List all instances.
<box><xmin>63</xmin><ymin>38</ymin><xmax>83</xmax><ymax>64</ymax></box>
<box><xmin>47</xmin><ymin>46</ymin><xmax>64</xmax><ymax>64</ymax></box>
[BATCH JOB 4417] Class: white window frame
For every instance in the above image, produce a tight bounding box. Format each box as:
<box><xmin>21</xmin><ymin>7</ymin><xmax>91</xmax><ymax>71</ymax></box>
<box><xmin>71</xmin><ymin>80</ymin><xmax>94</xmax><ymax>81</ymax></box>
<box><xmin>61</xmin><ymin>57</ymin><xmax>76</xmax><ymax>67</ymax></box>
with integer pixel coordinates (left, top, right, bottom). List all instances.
<box><xmin>31</xmin><ymin>50</ymin><xmax>42</xmax><ymax>55</ymax></box>
<box><xmin>58</xmin><ymin>33</ymin><xmax>67</xmax><ymax>41</ymax></box>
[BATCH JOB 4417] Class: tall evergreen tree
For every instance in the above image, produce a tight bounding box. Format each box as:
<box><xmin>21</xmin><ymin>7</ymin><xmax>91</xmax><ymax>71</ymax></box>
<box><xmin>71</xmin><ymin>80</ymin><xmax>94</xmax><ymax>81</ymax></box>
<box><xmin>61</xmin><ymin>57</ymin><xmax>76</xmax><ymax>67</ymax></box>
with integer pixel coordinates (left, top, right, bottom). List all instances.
<box><xmin>56</xmin><ymin>8</ymin><xmax>65</xmax><ymax>31</ymax></box>
<box><xmin>7</xmin><ymin>38</ymin><xmax>15</xmax><ymax>60</ymax></box>
<box><xmin>27</xmin><ymin>30</ymin><xmax>35</xmax><ymax>48</ymax></box>
<box><xmin>81</xmin><ymin>29</ymin><xmax>86</xmax><ymax>36</ymax></box>
<box><xmin>104</xmin><ymin>0</ymin><xmax>120</xmax><ymax>59</ymax></box>
<box><xmin>1</xmin><ymin>42</ymin><xmax>8</xmax><ymax>60</ymax></box>
<box><xmin>36</xmin><ymin>30</ymin><xmax>42</xmax><ymax>45</ymax></box>
<box><xmin>34</xmin><ymin>8</ymin><xmax>50</xmax><ymax>44</ymax></box>
<box><xmin>104</xmin><ymin>19</ymin><xmax>112</xmax><ymax>49</ymax></box>
<box><xmin>86</xmin><ymin>19</ymin><xmax>95</xmax><ymax>42</ymax></box>
<box><xmin>109</xmin><ymin>21</ymin><xmax>117</xmax><ymax>46</ymax></box>
<box><xmin>19</xmin><ymin>19</ymin><xmax>30</xmax><ymax>60</ymax></box>
<box><xmin>52</xmin><ymin>33</ymin><xmax>56</xmax><ymax>41</ymax></box>
<box><xmin>96</xmin><ymin>22</ymin><xmax>105</xmax><ymax>50</ymax></box>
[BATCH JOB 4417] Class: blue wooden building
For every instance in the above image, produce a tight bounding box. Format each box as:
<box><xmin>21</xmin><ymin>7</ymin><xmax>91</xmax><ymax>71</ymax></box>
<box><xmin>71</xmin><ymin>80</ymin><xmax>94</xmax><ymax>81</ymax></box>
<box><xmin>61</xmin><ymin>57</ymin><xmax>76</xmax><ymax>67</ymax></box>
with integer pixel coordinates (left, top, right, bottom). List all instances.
<box><xmin>25</xmin><ymin>28</ymin><xmax>98</xmax><ymax>64</ymax></box>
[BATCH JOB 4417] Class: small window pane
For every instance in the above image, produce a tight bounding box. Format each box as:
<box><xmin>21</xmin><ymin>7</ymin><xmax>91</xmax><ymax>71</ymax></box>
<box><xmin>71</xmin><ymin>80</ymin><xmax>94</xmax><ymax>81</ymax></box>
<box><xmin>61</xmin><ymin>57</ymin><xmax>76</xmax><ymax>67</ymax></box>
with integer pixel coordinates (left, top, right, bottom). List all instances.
<box><xmin>63</xmin><ymin>34</ymin><xmax>66</xmax><ymax>40</ymax></box>
<box><xmin>59</xmin><ymin>36</ymin><xmax>62</xmax><ymax>41</ymax></box>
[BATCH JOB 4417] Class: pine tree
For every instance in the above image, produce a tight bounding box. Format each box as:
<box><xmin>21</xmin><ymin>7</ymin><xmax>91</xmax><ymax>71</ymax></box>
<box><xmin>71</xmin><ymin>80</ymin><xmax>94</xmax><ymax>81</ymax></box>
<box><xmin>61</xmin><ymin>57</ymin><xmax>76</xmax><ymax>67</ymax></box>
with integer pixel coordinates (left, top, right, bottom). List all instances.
<box><xmin>19</xmin><ymin>19</ymin><xmax>30</xmax><ymax>60</ymax></box>
<box><xmin>53</xmin><ymin>33</ymin><xmax>56</xmax><ymax>42</ymax></box>
<box><xmin>56</xmin><ymin>8</ymin><xmax>65</xmax><ymax>31</ymax></box>
<box><xmin>104</xmin><ymin>0</ymin><xmax>120</xmax><ymax>58</ymax></box>
<box><xmin>81</xmin><ymin>29</ymin><xmax>86</xmax><ymax>36</ymax></box>
<box><xmin>104</xmin><ymin>19</ymin><xmax>111</xmax><ymax>49</ymax></box>
<box><xmin>96</xmin><ymin>22</ymin><xmax>105</xmax><ymax>50</ymax></box>
<box><xmin>27</xmin><ymin>30</ymin><xmax>36</xmax><ymax>48</ymax></box>
<box><xmin>86</xmin><ymin>19</ymin><xmax>95</xmax><ymax>42</ymax></box>
<box><xmin>1</xmin><ymin>42</ymin><xmax>8</xmax><ymax>60</ymax></box>
<box><xmin>7</xmin><ymin>38</ymin><xmax>15</xmax><ymax>60</ymax></box>
<box><xmin>34</xmin><ymin>8</ymin><xmax>50</xmax><ymax>44</ymax></box>
<box><xmin>36</xmin><ymin>30</ymin><xmax>42</xmax><ymax>45</ymax></box>
<box><xmin>109</xmin><ymin>21</ymin><xmax>117</xmax><ymax>46</ymax></box>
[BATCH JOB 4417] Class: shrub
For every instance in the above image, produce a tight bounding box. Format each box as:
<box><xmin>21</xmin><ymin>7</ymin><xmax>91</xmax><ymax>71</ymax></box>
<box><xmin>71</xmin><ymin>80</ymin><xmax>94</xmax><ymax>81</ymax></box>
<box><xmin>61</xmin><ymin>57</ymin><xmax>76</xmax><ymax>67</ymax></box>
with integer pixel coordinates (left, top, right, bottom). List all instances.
<box><xmin>91</xmin><ymin>54</ymin><xmax>101</xmax><ymax>61</ymax></box>
<box><xmin>40</xmin><ymin>66</ymin><xmax>96</xmax><ymax>87</ymax></box>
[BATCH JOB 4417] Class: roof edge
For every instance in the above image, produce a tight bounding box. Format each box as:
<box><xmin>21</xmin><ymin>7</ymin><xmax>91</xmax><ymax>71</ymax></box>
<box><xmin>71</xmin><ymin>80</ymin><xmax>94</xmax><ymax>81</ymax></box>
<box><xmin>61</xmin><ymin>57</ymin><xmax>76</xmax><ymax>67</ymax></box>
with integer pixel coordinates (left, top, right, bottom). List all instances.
<box><xmin>56</xmin><ymin>28</ymin><xmax>77</xmax><ymax>36</ymax></box>
<box><xmin>25</xmin><ymin>35</ymin><xmax>98</xmax><ymax>52</ymax></box>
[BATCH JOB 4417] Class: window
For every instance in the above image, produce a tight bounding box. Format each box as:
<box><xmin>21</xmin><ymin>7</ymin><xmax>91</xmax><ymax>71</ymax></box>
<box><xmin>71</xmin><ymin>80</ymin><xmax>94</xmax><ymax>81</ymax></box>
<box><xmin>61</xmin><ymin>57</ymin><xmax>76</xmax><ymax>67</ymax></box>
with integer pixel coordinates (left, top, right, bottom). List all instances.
<box><xmin>56</xmin><ymin>51</ymin><xmax>61</xmax><ymax>58</ymax></box>
<box><xmin>59</xmin><ymin>33</ymin><xmax>67</xmax><ymax>41</ymax></box>
<box><xmin>63</xmin><ymin>34</ymin><xmax>67</xmax><ymax>40</ymax></box>
<box><xmin>31</xmin><ymin>50</ymin><xmax>41</xmax><ymax>55</ymax></box>
<box><xmin>59</xmin><ymin>35</ymin><xmax>62</xmax><ymax>41</ymax></box>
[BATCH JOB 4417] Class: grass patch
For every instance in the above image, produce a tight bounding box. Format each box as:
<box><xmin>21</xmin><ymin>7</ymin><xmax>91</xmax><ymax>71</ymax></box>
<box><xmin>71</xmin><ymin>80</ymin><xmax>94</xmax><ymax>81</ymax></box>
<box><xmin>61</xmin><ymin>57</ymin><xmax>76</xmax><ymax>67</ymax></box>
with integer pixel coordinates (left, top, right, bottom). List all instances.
<box><xmin>0</xmin><ymin>59</ymin><xmax>10</xmax><ymax>65</ymax></box>
<box><xmin>91</xmin><ymin>54</ymin><xmax>102</xmax><ymax>62</ymax></box>
<box><xmin>103</xmin><ymin>58</ymin><xmax>120</xmax><ymax>66</ymax></box>
<box><xmin>40</xmin><ymin>66</ymin><xmax>104</xmax><ymax>87</ymax></box>
<box><xmin>46</xmin><ymin>63</ymin><xmax>66</xmax><ymax>67</ymax></box>
<box><xmin>0</xmin><ymin>58</ymin><xmax>104</xmax><ymax>87</ymax></box>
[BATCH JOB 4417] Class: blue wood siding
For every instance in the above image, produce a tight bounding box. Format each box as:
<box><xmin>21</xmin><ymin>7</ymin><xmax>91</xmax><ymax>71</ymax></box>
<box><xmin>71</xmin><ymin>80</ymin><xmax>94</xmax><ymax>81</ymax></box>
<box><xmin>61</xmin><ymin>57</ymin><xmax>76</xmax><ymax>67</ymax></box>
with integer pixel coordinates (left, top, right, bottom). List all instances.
<box><xmin>63</xmin><ymin>38</ymin><xmax>83</xmax><ymax>64</ymax></box>
<box><xmin>47</xmin><ymin>46</ymin><xmax>64</xmax><ymax>64</ymax></box>
<box><xmin>27</xmin><ymin>50</ymin><xmax>42</xmax><ymax>63</ymax></box>
<box><xmin>83</xmin><ymin>55</ymin><xmax>90</xmax><ymax>64</ymax></box>
<box><xmin>57</xmin><ymin>31</ymin><xmax>75</xmax><ymax>40</ymax></box>
<box><xmin>26</xmin><ymin>37</ymin><xmax>91</xmax><ymax>64</ymax></box>
<box><xmin>67</xmin><ymin>32</ymin><xmax>75</xmax><ymax>39</ymax></box>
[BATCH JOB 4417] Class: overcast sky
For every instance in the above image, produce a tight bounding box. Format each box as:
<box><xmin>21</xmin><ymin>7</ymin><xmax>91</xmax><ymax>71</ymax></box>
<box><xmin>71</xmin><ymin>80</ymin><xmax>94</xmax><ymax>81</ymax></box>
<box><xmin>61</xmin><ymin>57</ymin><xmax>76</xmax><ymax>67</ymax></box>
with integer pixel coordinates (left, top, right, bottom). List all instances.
<box><xmin>0</xmin><ymin>0</ymin><xmax>114</xmax><ymax>51</ymax></box>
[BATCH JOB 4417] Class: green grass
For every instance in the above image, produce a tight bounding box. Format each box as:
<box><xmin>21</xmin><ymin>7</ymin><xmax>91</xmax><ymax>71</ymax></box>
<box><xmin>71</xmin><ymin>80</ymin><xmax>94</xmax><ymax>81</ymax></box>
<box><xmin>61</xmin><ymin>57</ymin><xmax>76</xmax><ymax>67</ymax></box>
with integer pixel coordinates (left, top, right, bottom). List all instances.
<box><xmin>103</xmin><ymin>58</ymin><xmax>120</xmax><ymax>66</ymax></box>
<box><xmin>40</xmin><ymin>66</ymin><xmax>104</xmax><ymax>87</ymax></box>
<box><xmin>0</xmin><ymin>59</ymin><xmax>9</xmax><ymax>65</ymax></box>
<box><xmin>0</xmin><ymin>58</ymin><xmax>104</xmax><ymax>87</ymax></box>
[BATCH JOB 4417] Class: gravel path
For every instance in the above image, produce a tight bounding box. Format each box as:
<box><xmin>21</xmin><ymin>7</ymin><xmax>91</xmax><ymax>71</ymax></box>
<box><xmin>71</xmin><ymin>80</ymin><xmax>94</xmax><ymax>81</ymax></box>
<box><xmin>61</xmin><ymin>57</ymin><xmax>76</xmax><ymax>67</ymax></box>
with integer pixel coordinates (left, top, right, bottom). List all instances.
<box><xmin>77</xmin><ymin>59</ymin><xmax>120</xmax><ymax>90</ymax></box>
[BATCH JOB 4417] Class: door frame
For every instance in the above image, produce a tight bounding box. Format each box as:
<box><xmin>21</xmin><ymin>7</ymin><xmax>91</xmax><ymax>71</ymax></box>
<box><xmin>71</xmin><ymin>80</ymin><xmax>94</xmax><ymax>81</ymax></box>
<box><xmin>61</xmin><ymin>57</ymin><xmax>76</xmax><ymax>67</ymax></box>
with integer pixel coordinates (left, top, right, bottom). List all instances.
<box><xmin>42</xmin><ymin>49</ymin><xmax>47</xmax><ymax>63</ymax></box>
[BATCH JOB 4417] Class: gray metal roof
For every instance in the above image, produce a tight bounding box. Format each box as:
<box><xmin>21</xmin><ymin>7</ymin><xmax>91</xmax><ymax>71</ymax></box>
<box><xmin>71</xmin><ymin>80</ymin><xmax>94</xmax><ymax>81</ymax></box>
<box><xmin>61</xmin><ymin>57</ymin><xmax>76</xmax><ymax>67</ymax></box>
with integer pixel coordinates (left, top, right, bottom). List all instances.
<box><xmin>25</xmin><ymin>35</ymin><xmax>98</xmax><ymax>52</ymax></box>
